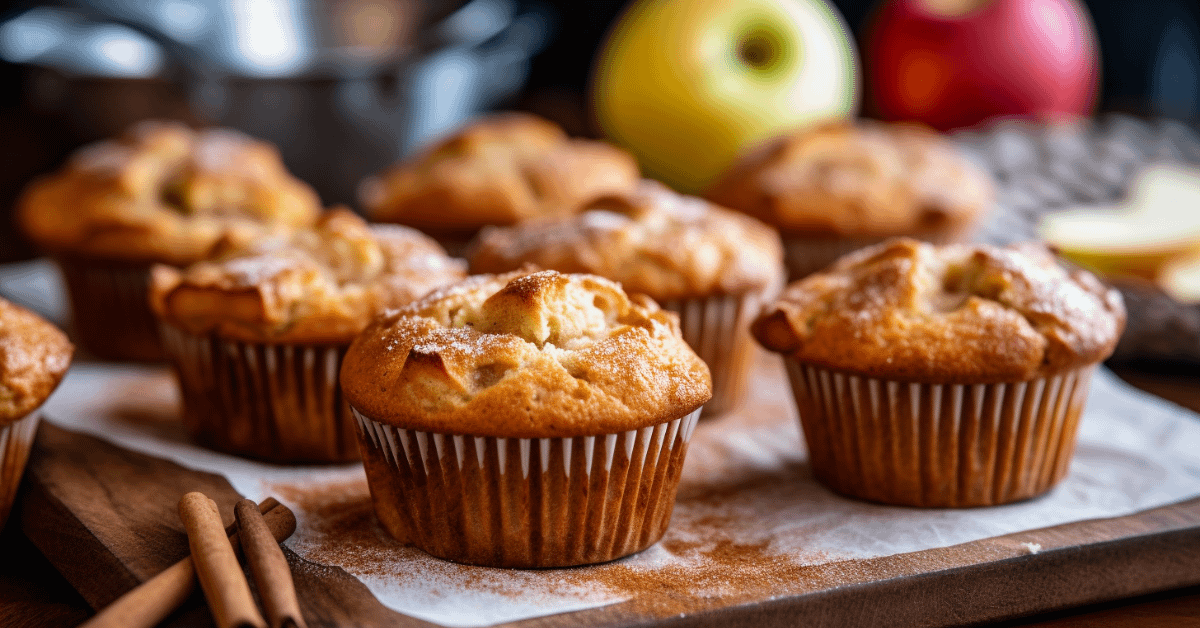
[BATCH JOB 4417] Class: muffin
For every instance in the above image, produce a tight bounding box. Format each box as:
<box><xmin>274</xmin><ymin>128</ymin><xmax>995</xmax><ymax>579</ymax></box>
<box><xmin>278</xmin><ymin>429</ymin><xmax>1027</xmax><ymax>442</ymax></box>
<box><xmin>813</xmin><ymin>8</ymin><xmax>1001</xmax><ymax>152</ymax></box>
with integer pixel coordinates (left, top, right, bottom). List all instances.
<box><xmin>752</xmin><ymin>238</ymin><xmax>1125</xmax><ymax>507</ymax></box>
<box><xmin>468</xmin><ymin>180</ymin><xmax>784</xmax><ymax>417</ymax></box>
<box><xmin>340</xmin><ymin>270</ymin><xmax>711</xmax><ymax>567</ymax></box>
<box><xmin>150</xmin><ymin>209</ymin><xmax>466</xmax><ymax>462</ymax></box>
<box><xmin>359</xmin><ymin>112</ymin><xmax>640</xmax><ymax>254</ymax></box>
<box><xmin>18</xmin><ymin>120</ymin><xmax>322</xmax><ymax>361</ymax></box>
<box><xmin>0</xmin><ymin>298</ymin><xmax>73</xmax><ymax>527</ymax></box>
<box><xmin>707</xmin><ymin>120</ymin><xmax>994</xmax><ymax>280</ymax></box>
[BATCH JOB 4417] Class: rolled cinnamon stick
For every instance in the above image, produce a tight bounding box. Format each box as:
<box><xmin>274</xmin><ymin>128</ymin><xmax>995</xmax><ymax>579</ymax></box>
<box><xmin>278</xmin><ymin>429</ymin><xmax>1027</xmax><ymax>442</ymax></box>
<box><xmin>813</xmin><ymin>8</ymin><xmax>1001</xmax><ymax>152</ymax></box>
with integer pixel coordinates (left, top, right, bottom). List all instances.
<box><xmin>235</xmin><ymin>499</ymin><xmax>308</xmax><ymax>628</ymax></box>
<box><xmin>80</xmin><ymin>498</ymin><xmax>296</xmax><ymax>628</ymax></box>
<box><xmin>179</xmin><ymin>492</ymin><xmax>267</xmax><ymax>628</ymax></box>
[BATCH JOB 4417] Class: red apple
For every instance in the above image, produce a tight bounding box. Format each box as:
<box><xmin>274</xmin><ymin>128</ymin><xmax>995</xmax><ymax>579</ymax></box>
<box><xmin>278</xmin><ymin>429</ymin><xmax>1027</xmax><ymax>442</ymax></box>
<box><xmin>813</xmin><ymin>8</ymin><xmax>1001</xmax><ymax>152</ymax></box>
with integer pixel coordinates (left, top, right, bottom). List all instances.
<box><xmin>865</xmin><ymin>0</ymin><xmax>1100</xmax><ymax>130</ymax></box>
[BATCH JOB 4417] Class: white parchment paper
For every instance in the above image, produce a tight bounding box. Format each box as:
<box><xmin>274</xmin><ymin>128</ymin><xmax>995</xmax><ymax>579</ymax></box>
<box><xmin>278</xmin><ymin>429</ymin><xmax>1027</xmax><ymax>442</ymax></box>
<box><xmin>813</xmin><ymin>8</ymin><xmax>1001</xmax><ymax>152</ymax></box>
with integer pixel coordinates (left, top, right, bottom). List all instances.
<box><xmin>37</xmin><ymin>356</ymin><xmax>1200</xmax><ymax>627</ymax></box>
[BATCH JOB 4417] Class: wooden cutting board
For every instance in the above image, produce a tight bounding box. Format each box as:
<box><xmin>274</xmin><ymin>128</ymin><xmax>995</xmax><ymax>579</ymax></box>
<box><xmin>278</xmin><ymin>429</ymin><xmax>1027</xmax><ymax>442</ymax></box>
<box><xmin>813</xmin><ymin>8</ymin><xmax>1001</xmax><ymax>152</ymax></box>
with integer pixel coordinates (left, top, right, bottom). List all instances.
<box><xmin>18</xmin><ymin>420</ymin><xmax>1200</xmax><ymax>628</ymax></box>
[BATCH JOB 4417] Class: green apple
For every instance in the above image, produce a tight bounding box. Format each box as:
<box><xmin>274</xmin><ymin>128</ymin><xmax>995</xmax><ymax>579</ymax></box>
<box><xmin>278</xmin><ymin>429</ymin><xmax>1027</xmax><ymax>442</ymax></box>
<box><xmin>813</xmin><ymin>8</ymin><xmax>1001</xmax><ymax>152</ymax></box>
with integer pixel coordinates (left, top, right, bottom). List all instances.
<box><xmin>591</xmin><ymin>0</ymin><xmax>858</xmax><ymax>194</ymax></box>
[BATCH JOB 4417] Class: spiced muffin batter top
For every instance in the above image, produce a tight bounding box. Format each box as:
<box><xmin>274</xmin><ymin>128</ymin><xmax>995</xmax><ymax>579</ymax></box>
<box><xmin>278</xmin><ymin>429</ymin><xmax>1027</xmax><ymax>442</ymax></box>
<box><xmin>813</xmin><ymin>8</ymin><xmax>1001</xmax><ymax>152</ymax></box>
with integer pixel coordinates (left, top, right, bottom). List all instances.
<box><xmin>752</xmin><ymin>238</ymin><xmax>1125</xmax><ymax>383</ymax></box>
<box><xmin>341</xmin><ymin>270</ymin><xmax>712</xmax><ymax>437</ymax></box>
<box><xmin>707</xmin><ymin>121</ymin><xmax>993</xmax><ymax>238</ymax></box>
<box><xmin>151</xmin><ymin>209</ymin><xmax>466</xmax><ymax>344</ymax></box>
<box><xmin>0</xmin><ymin>298</ymin><xmax>73</xmax><ymax>423</ymax></box>
<box><xmin>360</xmin><ymin>113</ymin><xmax>639</xmax><ymax>236</ymax></box>
<box><xmin>19</xmin><ymin>120</ymin><xmax>321</xmax><ymax>265</ymax></box>
<box><xmin>468</xmin><ymin>181</ymin><xmax>784</xmax><ymax>300</ymax></box>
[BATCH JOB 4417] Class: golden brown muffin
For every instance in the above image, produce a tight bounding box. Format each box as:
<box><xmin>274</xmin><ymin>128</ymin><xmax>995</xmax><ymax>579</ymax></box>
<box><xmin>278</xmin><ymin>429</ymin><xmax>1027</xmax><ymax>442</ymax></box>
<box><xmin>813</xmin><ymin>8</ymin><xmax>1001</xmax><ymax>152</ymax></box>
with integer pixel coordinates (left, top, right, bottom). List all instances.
<box><xmin>342</xmin><ymin>269</ymin><xmax>711</xmax><ymax>567</ymax></box>
<box><xmin>19</xmin><ymin>120</ymin><xmax>321</xmax><ymax>266</ymax></box>
<box><xmin>152</xmin><ymin>209</ymin><xmax>466</xmax><ymax>463</ymax></box>
<box><xmin>708</xmin><ymin>121</ymin><xmax>994</xmax><ymax>280</ymax></box>
<box><xmin>754</xmin><ymin>238</ymin><xmax>1125</xmax><ymax>384</ymax></box>
<box><xmin>151</xmin><ymin>208</ymin><xmax>467</xmax><ymax>344</ymax></box>
<box><xmin>752</xmin><ymin>238</ymin><xmax>1125</xmax><ymax>507</ymax></box>
<box><xmin>360</xmin><ymin>113</ymin><xmax>640</xmax><ymax>246</ymax></box>
<box><xmin>468</xmin><ymin>180</ymin><xmax>783</xmax><ymax>416</ymax></box>
<box><xmin>468</xmin><ymin>180</ymin><xmax>783</xmax><ymax>301</ymax></box>
<box><xmin>0</xmin><ymin>297</ymin><xmax>73</xmax><ymax>527</ymax></box>
<box><xmin>16</xmin><ymin>120</ymin><xmax>322</xmax><ymax>361</ymax></box>
<box><xmin>0</xmin><ymin>299</ymin><xmax>73</xmax><ymax>424</ymax></box>
<box><xmin>708</xmin><ymin>120</ymin><xmax>992</xmax><ymax>239</ymax></box>
<box><xmin>342</xmin><ymin>269</ymin><xmax>711</xmax><ymax>437</ymax></box>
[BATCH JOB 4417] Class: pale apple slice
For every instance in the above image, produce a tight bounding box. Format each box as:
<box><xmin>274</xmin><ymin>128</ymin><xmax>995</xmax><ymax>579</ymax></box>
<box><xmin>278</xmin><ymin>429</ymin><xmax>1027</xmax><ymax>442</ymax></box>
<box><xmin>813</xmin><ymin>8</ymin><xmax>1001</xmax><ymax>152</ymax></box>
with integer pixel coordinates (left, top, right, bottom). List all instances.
<box><xmin>1161</xmin><ymin>252</ymin><xmax>1200</xmax><ymax>304</ymax></box>
<box><xmin>1039</xmin><ymin>162</ymin><xmax>1200</xmax><ymax>280</ymax></box>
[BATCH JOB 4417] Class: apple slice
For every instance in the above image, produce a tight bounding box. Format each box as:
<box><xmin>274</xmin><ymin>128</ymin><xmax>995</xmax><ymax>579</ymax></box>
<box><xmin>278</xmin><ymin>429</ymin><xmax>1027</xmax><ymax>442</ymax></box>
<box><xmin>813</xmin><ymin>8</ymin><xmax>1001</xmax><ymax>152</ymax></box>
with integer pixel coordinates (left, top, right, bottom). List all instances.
<box><xmin>1039</xmin><ymin>162</ymin><xmax>1200</xmax><ymax>280</ymax></box>
<box><xmin>1161</xmin><ymin>254</ymin><xmax>1200</xmax><ymax>303</ymax></box>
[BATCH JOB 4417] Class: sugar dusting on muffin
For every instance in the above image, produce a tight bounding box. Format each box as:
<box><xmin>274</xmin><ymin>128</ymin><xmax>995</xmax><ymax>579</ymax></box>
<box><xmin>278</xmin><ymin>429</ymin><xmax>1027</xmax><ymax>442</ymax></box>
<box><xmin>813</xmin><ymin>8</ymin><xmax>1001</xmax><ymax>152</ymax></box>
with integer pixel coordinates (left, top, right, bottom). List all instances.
<box><xmin>150</xmin><ymin>209</ymin><xmax>466</xmax><ymax>343</ymax></box>
<box><xmin>0</xmin><ymin>299</ymin><xmax>73</xmax><ymax>423</ymax></box>
<box><xmin>468</xmin><ymin>180</ymin><xmax>784</xmax><ymax>300</ymax></box>
<box><xmin>754</xmin><ymin>238</ymin><xmax>1125</xmax><ymax>383</ymax></box>
<box><xmin>18</xmin><ymin>120</ymin><xmax>321</xmax><ymax>265</ymax></box>
<box><xmin>341</xmin><ymin>270</ymin><xmax>712</xmax><ymax>437</ymax></box>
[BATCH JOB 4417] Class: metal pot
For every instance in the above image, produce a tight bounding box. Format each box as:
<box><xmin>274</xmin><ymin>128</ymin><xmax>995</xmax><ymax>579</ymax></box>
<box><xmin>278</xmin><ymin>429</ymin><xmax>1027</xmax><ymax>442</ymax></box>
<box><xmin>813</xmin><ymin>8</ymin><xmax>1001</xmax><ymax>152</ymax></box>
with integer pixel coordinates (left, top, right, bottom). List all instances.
<box><xmin>0</xmin><ymin>0</ymin><xmax>552</xmax><ymax>205</ymax></box>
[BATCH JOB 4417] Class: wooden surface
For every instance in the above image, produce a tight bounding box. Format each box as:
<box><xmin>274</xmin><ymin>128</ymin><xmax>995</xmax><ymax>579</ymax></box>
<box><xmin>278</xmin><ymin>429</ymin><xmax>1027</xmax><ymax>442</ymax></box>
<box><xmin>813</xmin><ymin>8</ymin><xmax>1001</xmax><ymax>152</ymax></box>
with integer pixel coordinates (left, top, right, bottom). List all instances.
<box><xmin>7</xmin><ymin>417</ymin><xmax>1200</xmax><ymax>628</ymax></box>
<box><xmin>18</xmin><ymin>422</ymin><xmax>427</xmax><ymax>628</ymax></box>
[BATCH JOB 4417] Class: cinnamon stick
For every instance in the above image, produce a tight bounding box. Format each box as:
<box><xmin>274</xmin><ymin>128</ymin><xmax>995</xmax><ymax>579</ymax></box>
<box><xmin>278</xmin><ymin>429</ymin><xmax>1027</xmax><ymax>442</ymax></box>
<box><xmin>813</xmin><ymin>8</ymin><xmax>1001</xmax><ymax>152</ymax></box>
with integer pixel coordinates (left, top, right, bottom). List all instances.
<box><xmin>179</xmin><ymin>492</ymin><xmax>266</xmax><ymax>628</ymax></box>
<box><xmin>235</xmin><ymin>499</ymin><xmax>308</xmax><ymax>628</ymax></box>
<box><xmin>80</xmin><ymin>498</ymin><xmax>296</xmax><ymax>628</ymax></box>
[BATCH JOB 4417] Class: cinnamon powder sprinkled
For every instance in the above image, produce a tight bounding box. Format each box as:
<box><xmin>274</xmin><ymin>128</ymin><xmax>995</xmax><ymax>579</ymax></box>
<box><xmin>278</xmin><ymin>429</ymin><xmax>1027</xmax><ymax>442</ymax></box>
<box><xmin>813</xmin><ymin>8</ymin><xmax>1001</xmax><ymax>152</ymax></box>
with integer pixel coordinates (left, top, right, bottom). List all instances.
<box><xmin>270</xmin><ymin>353</ymin><xmax>862</xmax><ymax>619</ymax></box>
<box><xmin>266</xmin><ymin>353</ymin><xmax>1041</xmax><ymax>621</ymax></box>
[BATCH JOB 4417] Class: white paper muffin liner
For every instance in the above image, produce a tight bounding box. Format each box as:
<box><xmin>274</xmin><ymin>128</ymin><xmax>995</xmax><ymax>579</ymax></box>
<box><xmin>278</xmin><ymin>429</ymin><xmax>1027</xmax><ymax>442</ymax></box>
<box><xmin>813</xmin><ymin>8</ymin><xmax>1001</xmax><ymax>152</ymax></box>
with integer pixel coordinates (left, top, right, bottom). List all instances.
<box><xmin>352</xmin><ymin>406</ymin><xmax>702</xmax><ymax>568</ymax></box>
<box><xmin>0</xmin><ymin>412</ymin><xmax>40</xmax><ymax>528</ymax></box>
<box><xmin>661</xmin><ymin>294</ymin><xmax>761</xmax><ymax>418</ymax></box>
<box><xmin>160</xmin><ymin>324</ymin><xmax>358</xmax><ymax>463</ymax></box>
<box><xmin>57</xmin><ymin>257</ymin><xmax>163</xmax><ymax>361</ymax></box>
<box><xmin>784</xmin><ymin>359</ymin><xmax>1096</xmax><ymax>507</ymax></box>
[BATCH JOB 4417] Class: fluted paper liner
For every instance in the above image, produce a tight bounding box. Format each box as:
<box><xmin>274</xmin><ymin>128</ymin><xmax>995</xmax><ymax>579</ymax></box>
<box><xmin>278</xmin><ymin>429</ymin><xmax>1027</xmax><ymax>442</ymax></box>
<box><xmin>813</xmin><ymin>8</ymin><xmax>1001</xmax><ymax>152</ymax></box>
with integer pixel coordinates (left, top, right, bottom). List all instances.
<box><xmin>784</xmin><ymin>359</ymin><xmax>1097</xmax><ymax>507</ymax></box>
<box><xmin>57</xmin><ymin>257</ymin><xmax>163</xmax><ymax>361</ymax></box>
<box><xmin>160</xmin><ymin>324</ymin><xmax>358</xmax><ymax>463</ymax></box>
<box><xmin>353</xmin><ymin>407</ymin><xmax>702</xmax><ymax>568</ymax></box>
<box><xmin>782</xmin><ymin>236</ymin><xmax>883</xmax><ymax>280</ymax></box>
<box><xmin>0</xmin><ymin>412</ymin><xmax>40</xmax><ymax>528</ymax></box>
<box><xmin>661</xmin><ymin>294</ymin><xmax>760</xmax><ymax>418</ymax></box>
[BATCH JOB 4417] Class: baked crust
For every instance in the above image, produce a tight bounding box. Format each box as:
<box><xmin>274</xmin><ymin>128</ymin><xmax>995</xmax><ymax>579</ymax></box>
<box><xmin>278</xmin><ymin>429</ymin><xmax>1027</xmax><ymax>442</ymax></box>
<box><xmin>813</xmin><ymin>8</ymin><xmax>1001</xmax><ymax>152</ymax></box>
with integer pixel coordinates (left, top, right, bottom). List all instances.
<box><xmin>360</xmin><ymin>113</ymin><xmax>639</xmax><ymax>235</ymax></box>
<box><xmin>467</xmin><ymin>180</ymin><xmax>785</xmax><ymax>300</ymax></box>
<box><xmin>18</xmin><ymin>120</ymin><xmax>321</xmax><ymax>265</ymax></box>
<box><xmin>340</xmin><ymin>270</ymin><xmax>712</xmax><ymax>437</ymax></box>
<box><xmin>706</xmin><ymin>121</ymin><xmax>993</xmax><ymax>238</ymax></box>
<box><xmin>752</xmin><ymin>238</ymin><xmax>1126</xmax><ymax>383</ymax></box>
<box><xmin>150</xmin><ymin>209</ymin><xmax>466</xmax><ymax>344</ymax></box>
<box><xmin>0</xmin><ymin>298</ymin><xmax>73</xmax><ymax>424</ymax></box>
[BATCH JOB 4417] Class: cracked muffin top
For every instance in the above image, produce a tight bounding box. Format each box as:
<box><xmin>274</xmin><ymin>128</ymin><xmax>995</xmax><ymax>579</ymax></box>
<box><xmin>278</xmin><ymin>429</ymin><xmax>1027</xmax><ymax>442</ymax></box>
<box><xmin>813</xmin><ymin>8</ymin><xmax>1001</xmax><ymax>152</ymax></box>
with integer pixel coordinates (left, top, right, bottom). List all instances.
<box><xmin>359</xmin><ymin>113</ymin><xmax>640</xmax><ymax>236</ymax></box>
<box><xmin>706</xmin><ymin>121</ymin><xmax>992</xmax><ymax>238</ymax></box>
<box><xmin>752</xmin><ymin>239</ymin><xmax>1125</xmax><ymax>383</ymax></box>
<box><xmin>467</xmin><ymin>180</ymin><xmax>784</xmax><ymax>301</ymax></box>
<box><xmin>19</xmin><ymin>120</ymin><xmax>321</xmax><ymax>266</ymax></box>
<box><xmin>150</xmin><ymin>209</ymin><xmax>466</xmax><ymax>344</ymax></box>
<box><xmin>0</xmin><ymin>298</ymin><xmax>73</xmax><ymax>424</ymax></box>
<box><xmin>340</xmin><ymin>270</ymin><xmax>712</xmax><ymax>437</ymax></box>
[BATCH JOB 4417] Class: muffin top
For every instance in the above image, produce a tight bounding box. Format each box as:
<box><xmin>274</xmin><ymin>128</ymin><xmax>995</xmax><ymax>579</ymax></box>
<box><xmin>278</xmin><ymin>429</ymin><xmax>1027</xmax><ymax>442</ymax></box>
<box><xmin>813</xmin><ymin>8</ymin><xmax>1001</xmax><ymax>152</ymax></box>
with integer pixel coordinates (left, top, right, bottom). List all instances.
<box><xmin>19</xmin><ymin>120</ymin><xmax>321</xmax><ymax>265</ymax></box>
<box><xmin>0</xmin><ymin>298</ymin><xmax>73</xmax><ymax>424</ymax></box>
<box><xmin>467</xmin><ymin>181</ymin><xmax>784</xmax><ymax>301</ymax></box>
<box><xmin>150</xmin><ymin>209</ymin><xmax>467</xmax><ymax>344</ymax></box>
<box><xmin>341</xmin><ymin>270</ymin><xmax>712</xmax><ymax>437</ymax></box>
<box><xmin>752</xmin><ymin>239</ymin><xmax>1125</xmax><ymax>383</ymax></box>
<box><xmin>706</xmin><ymin>121</ymin><xmax>993</xmax><ymax>238</ymax></box>
<box><xmin>360</xmin><ymin>113</ymin><xmax>640</xmax><ymax>235</ymax></box>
